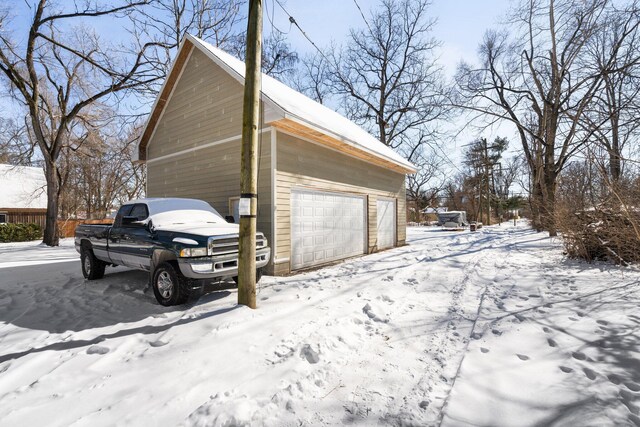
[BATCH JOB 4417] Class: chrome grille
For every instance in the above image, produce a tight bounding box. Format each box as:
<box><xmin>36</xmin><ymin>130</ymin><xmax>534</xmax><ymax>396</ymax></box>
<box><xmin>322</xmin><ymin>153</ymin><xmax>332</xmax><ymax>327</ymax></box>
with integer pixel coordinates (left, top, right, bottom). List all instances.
<box><xmin>208</xmin><ymin>233</ymin><xmax>267</xmax><ymax>256</ymax></box>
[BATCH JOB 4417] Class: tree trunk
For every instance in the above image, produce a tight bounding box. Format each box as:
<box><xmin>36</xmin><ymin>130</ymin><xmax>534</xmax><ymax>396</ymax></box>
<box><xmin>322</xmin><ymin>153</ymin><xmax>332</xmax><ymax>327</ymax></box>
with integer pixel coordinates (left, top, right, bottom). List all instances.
<box><xmin>43</xmin><ymin>161</ymin><xmax>60</xmax><ymax>246</ymax></box>
<box><xmin>541</xmin><ymin>173</ymin><xmax>557</xmax><ymax>237</ymax></box>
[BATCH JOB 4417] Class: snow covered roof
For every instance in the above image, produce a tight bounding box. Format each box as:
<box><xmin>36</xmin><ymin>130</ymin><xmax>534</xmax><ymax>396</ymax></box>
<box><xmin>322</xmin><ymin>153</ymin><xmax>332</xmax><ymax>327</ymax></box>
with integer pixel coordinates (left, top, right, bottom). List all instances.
<box><xmin>136</xmin><ymin>34</ymin><xmax>416</xmax><ymax>174</ymax></box>
<box><xmin>0</xmin><ymin>164</ymin><xmax>47</xmax><ymax>210</ymax></box>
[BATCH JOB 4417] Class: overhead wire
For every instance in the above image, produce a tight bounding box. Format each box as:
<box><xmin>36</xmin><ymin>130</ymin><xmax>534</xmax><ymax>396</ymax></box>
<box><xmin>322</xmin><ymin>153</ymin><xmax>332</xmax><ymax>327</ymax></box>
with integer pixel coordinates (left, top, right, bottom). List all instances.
<box><xmin>272</xmin><ymin>0</ymin><xmax>334</xmax><ymax>67</ymax></box>
<box><xmin>351</xmin><ymin>0</ymin><xmax>374</xmax><ymax>36</ymax></box>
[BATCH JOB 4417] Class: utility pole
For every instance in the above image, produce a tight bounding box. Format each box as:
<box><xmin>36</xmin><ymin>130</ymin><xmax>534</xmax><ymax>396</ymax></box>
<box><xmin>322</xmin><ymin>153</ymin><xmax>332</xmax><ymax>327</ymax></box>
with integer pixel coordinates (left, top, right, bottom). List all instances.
<box><xmin>237</xmin><ymin>0</ymin><xmax>262</xmax><ymax>309</ymax></box>
<box><xmin>483</xmin><ymin>138</ymin><xmax>491</xmax><ymax>226</ymax></box>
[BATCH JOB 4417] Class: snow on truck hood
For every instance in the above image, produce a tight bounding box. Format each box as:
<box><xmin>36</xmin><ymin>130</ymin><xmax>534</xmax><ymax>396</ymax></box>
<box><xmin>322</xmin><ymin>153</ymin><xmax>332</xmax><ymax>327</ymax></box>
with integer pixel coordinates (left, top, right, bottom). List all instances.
<box><xmin>158</xmin><ymin>222</ymin><xmax>239</xmax><ymax>237</ymax></box>
<box><xmin>149</xmin><ymin>209</ymin><xmax>238</xmax><ymax>236</ymax></box>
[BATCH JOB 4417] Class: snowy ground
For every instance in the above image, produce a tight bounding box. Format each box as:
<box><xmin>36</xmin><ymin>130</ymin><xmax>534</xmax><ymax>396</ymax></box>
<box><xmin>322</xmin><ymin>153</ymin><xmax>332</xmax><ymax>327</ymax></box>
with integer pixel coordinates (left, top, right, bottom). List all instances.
<box><xmin>0</xmin><ymin>224</ymin><xmax>638</xmax><ymax>426</ymax></box>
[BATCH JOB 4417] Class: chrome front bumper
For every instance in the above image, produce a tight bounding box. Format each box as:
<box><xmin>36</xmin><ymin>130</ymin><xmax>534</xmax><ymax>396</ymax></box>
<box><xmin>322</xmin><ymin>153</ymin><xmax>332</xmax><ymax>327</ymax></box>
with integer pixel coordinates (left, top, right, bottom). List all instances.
<box><xmin>177</xmin><ymin>247</ymin><xmax>271</xmax><ymax>279</ymax></box>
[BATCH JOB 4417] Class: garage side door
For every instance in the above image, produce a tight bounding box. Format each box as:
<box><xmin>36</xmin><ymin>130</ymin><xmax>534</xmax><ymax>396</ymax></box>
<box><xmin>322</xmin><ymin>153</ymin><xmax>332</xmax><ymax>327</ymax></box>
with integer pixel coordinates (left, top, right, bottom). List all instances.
<box><xmin>291</xmin><ymin>189</ymin><xmax>365</xmax><ymax>270</ymax></box>
<box><xmin>376</xmin><ymin>198</ymin><xmax>396</xmax><ymax>250</ymax></box>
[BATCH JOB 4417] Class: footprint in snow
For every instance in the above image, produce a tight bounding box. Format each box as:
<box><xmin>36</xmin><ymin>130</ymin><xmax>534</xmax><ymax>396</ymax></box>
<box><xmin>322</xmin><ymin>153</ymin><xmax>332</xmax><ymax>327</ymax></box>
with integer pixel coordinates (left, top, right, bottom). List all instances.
<box><xmin>547</xmin><ymin>338</ymin><xmax>557</xmax><ymax>348</ymax></box>
<box><xmin>480</xmin><ymin>347</ymin><xmax>489</xmax><ymax>353</ymax></box>
<box><xmin>491</xmin><ymin>329</ymin><xmax>502</xmax><ymax>336</ymax></box>
<box><xmin>543</xmin><ymin>327</ymin><xmax>552</xmax><ymax>333</ymax></box>
<box><xmin>149</xmin><ymin>340</ymin><xmax>168</xmax><ymax>347</ymax></box>
<box><xmin>300</xmin><ymin>344</ymin><xmax>320</xmax><ymax>364</ymax></box>
<box><xmin>87</xmin><ymin>345</ymin><xmax>109</xmax><ymax>355</ymax></box>
<box><xmin>626</xmin><ymin>382</ymin><xmax>640</xmax><ymax>392</ymax></box>
<box><xmin>362</xmin><ymin>303</ymin><xmax>388</xmax><ymax>323</ymax></box>
<box><xmin>583</xmin><ymin>368</ymin><xmax>597</xmax><ymax>380</ymax></box>
<box><xmin>379</xmin><ymin>295</ymin><xmax>394</xmax><ymax>304</ymax></box>
<box><xmin>516</xmin><ymin>354</ymin><xmax>530</xmax><ymax>361</ymax></box>
<box><xmin>572</xmin><ymin>351</ymin><xmax>587</xmax><ymax>361</ymax></box>
<box><xmin>471</xmin><ymin>332</ymin><xmax>483</xmax><ymax>340</ymax></box>
<box><xmin>559</xmin><ymin>366</ymin><xmax>573</xmax><ymax>373</ymax></box>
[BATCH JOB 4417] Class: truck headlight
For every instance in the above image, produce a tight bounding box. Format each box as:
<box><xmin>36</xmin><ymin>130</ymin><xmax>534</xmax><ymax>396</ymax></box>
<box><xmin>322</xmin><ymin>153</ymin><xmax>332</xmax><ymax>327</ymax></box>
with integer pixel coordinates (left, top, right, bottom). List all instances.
<box><xmin>179</xmin><ymin>247</ymin><xmax>208</xmax><ymax>257</ymax></box>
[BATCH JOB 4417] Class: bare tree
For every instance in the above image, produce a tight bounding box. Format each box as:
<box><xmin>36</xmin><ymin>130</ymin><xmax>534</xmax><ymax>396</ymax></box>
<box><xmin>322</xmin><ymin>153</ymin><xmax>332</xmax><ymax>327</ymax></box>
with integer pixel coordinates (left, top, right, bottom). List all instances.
<box><xmin>0</xmin><ymin>117</ymin><xmax>35</xmax><ymax>165</ymax></box>
<box><xmin>329</xmin><ymin>0</ymin><xmax>446</xmax><ymax>151</ymax></box>
<box><xmin>405</xmin><ymin>143</ymin><xmax>445</xmax><ymax>219</ymax></box>
<box><xmin>0</xmin><ymin>0</ymin><xmax>161</xmax><ymax>245</ymax></box>
<box><xmin>290</xmin><ymin>51</ymin><xmax>331</xmax><ymax>104</ymax></box>
<box><xmin>455</xmin><ymin>0</ymin><xmax>638</xmax><ymax>235</ymax></box>
<box><xmin>135</xmin><ymin>0</ymin><xmax>245</xmax><ymax>82</ymax></box>
<box><xmin>229</xmin><ymin>28</ymin><xmax>299</xmax><ymax>79</ymax></box>
<box><xmin>582</xmin><ymin>1</ymin><xmax>640</xmax><ymax>182</ymax></box>
<box><xmin>59</xmin><ymin>122</ymin><xmax>146</xmax><ymax>219</ymax></box>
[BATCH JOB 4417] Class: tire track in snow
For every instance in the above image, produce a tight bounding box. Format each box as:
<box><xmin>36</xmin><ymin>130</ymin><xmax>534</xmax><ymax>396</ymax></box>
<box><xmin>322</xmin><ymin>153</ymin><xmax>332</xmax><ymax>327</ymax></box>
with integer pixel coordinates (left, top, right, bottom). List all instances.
<box><xmin>434</xmin><ymin>227</ymin><xmax>519</xmax><ymax>426</ymax></box>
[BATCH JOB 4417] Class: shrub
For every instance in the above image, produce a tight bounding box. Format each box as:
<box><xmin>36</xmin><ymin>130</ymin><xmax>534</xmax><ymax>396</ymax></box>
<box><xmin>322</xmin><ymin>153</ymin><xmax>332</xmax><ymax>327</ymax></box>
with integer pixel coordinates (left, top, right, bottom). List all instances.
<box><xmin>0</xmin><ymin>223</ymin><xmax>43</xmax><ymax>243</ymax></box>
<box><xmin>560</xmin><ymin>208</ymin><xmax>640</xmax><ymax>265</ymax></box>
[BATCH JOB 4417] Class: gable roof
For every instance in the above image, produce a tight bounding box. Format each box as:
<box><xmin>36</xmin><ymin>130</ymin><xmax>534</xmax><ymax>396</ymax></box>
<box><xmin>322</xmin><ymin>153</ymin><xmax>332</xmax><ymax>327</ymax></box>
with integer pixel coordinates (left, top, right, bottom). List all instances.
<box><xmin>0</xmin><ymin>164</ymin><xmax>47</xmax><ymax>209</ymax></box>
<box><xmin>136</xmin><ymin>34</ymin><xmax>416</xmax><ymax>174</ymax></box>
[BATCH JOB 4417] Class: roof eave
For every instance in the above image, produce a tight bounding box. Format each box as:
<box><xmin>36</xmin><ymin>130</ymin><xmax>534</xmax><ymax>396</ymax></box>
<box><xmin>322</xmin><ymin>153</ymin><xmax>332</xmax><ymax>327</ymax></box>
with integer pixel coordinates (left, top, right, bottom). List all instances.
<box><xmin>279</xmin><ymin>112</ymin><xmax>417</xmax><ymax>174</ymax></box>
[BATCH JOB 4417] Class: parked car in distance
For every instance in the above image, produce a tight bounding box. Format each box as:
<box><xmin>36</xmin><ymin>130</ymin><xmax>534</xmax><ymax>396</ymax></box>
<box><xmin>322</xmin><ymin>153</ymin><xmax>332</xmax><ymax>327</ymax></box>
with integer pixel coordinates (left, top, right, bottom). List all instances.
<box><xmin>75</xmin><ymin>198</ymin><xmax>271</xmax><ymax>306</ymax></box>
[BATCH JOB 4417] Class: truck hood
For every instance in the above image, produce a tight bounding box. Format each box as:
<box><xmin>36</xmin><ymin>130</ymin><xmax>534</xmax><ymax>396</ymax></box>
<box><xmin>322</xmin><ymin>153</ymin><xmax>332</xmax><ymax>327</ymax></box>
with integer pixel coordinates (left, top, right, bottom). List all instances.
<box><xmin>155</xmin><ymin>222</ymin><xmax>239</xmax><ymax>237</ymax></box>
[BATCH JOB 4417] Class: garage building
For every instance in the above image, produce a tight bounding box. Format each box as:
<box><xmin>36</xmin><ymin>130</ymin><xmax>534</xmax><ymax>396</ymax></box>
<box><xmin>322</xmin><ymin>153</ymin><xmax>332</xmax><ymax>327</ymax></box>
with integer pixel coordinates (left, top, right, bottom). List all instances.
<box><xmin>135</xmin><ymin>35</ymin><xmax>416</xmax><ymax>275</ymax></box>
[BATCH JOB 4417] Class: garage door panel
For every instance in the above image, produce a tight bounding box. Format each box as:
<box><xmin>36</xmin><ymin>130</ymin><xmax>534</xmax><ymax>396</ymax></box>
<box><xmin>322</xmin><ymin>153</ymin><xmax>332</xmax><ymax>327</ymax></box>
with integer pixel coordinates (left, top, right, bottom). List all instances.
<box><xmin>291</xmin><ymin>189</ymin><xmax>365</xmax><ymax>270</ymax></box>
<box><xmin>377</xmin><ymin>199</ymin><xmax>396</xmax><ymax>250</ymax></box>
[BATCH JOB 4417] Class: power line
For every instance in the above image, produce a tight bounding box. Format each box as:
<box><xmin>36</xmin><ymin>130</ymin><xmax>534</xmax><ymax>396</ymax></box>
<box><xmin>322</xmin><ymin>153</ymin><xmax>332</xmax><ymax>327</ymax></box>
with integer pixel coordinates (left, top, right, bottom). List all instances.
<box><xmin>272</xmin><ymin>0</ymin><xmax>333</xmax><ymax>66</ymax></box>
<box><xmin>265</xmin><ymin>0</ymin><xmax>291</xmax><ymax>35</ymax></box>
<box><xmin>351</xmin><ymin>0</ymin><xmax>374</xmax><ymax>35</ymax></box>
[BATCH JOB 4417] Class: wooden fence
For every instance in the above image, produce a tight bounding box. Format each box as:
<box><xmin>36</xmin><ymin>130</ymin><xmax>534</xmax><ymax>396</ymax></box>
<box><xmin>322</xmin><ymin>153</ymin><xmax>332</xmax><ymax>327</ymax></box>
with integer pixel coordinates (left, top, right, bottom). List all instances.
<box><xmin>57</xmin><ymin>218</ymin><xmax>114</xmax><ymax>238</ymax></box>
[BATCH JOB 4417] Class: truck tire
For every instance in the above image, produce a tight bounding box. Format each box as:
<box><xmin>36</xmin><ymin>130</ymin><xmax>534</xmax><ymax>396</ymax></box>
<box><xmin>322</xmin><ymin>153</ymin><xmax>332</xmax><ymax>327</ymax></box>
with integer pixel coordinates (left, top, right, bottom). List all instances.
<box><xmin>81</xmin><ymin>246</ymin><xmax>106</xmax><ymax>280</ymax></box>
<box><xmin>152</xmin><ymin>262</ymin><xmax>191</xmax><ymax>306</ymax></box>
<box><xmin>232</xmin><ymin>268</ymin><xmax>263</xmax><ymax>285</ymax></box>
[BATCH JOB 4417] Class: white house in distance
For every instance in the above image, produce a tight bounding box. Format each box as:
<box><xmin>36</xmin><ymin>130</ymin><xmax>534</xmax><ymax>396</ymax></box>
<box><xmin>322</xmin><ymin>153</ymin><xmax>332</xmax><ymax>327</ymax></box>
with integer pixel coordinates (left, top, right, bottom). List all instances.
<box><xmin>0</xmin><ymin>164</ymin><xmax>47</xmax><ymax>228</ymax></box>
<box><xmin>135</xmin><ymin>34</ymin><xmax>416</xmax><ymax>275</ymax></box>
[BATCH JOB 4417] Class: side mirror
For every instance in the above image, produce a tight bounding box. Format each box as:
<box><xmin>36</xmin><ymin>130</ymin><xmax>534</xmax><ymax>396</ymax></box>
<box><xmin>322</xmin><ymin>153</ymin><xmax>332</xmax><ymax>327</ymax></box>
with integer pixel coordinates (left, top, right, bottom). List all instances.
<box><xmin>122</xmin><ymin>215</ymin><xmax>137</xmax><ymax>225</ymax></box>
<box><xmin>123</xmin><ymin>216</ymin><xmax>146</xmax><ymax>228</ymax></box>
<box><xmin>225</xmin><ymin>215</ymin><xmax>235</xmax><ymax>223</ymax></box>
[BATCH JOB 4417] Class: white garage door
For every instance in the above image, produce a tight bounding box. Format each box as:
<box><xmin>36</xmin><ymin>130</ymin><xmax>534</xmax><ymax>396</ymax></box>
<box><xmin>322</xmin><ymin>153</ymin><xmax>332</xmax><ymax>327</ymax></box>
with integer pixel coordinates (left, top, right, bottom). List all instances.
<box><xmin>291</xmin><ymin>189</ymin><xmax>366</xmax><ymax>270</ymax></box>
<box><xmin>376</xmin><ymin>198</ymin><xmax>396</xmax><ymax>250</ymax></box>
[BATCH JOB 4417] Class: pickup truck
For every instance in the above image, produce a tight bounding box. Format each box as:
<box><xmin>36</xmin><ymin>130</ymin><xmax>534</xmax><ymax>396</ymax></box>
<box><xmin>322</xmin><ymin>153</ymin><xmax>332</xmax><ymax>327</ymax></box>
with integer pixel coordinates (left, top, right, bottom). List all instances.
<box><xmin>75</xmin><ymin>198</ymin><xmax>271</xmax><ymax>306</ymax></box>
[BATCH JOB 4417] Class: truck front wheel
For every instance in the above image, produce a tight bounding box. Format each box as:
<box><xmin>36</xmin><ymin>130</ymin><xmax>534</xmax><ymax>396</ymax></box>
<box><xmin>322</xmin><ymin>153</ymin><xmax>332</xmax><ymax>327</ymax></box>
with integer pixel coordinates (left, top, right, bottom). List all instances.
<box><xmin>81</xmin><ymin>246</ymin><xmax>106</xmax><ymax>280</ymax></box>
<box><xmin>152</xmin><ymin>262</ymin><xmax>190</xmax><ymax>306</ymax></box>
